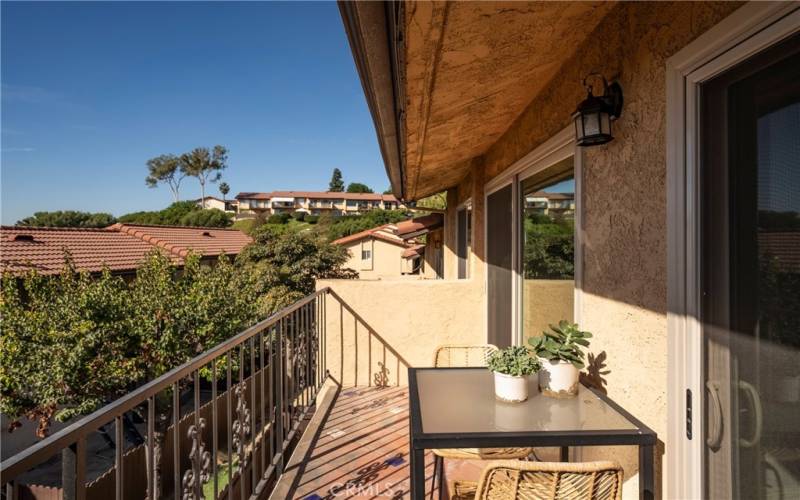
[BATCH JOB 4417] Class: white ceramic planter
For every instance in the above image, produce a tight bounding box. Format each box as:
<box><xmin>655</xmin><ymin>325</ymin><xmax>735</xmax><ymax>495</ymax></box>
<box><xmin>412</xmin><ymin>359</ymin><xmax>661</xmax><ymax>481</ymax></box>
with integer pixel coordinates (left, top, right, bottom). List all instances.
<box><xmin>539</xmin><ymin>358</ymin><xmax>579</xmax><ymax>398</ymax></box>
<box><xmin>493</xmin><ymin>371</ymin><xmax>529</xmax><ymax>403</ymax></box>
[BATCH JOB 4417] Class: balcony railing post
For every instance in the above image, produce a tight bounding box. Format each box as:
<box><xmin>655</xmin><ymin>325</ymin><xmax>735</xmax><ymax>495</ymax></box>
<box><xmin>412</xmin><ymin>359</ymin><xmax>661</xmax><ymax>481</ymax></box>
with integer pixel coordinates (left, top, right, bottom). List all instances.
<box><xmin>275</xmin><ymin>318</ymin><xmax>284</xmax><ymax>476</ymax></box>
<box><xmin>62</xmin><ymin>437</ymin><xmax>86</xmax><ymax>500</ymax></box>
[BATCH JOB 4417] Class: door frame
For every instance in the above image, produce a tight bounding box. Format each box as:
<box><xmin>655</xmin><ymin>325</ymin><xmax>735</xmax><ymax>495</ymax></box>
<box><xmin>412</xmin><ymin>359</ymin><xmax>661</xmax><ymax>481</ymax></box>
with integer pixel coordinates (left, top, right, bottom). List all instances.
<box><xmin>483</xmin><ymin>126</ymin><xmax>583</xmax><ymax>346</ymax></box>
<box><xmin>665</xmin><ymin>3</ymin><xmax>800</xmax><ymax>498</ymax></box>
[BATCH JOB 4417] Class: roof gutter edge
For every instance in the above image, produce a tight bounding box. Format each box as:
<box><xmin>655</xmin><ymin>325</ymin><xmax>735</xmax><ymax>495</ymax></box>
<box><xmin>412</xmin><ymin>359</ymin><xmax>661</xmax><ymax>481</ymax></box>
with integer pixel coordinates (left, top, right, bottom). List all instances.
<box><xmin>338</xmin><ymin>0</ymin><xmax>406</xmax><ymax>201</ymax></box>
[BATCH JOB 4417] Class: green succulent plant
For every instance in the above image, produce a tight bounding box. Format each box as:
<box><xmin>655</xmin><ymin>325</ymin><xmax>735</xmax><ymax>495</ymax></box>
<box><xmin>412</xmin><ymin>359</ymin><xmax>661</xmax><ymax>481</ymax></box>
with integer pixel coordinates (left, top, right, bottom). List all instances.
<box><xmin>487</xmin><ymin>346</ymin><xmax>542</xmax><ymax>376</ymax></box>
<box><xmin>528</xmin><ymin>320</ymin><xmax>592</xmax><ymax>369</ymax></box>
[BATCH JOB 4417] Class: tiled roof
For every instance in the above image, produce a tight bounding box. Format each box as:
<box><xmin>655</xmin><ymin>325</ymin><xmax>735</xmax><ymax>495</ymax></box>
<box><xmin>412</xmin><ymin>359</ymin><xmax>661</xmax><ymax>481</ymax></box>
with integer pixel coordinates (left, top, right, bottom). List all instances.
<box><xmin>401</xmin><ymin>244</ymin><xmax>425</xmax><ymax>259</ymax></box>
<box><xmin>332</xmin><ymin>223</ymin><xmax>411</xmax><ymax>248</ymax></box>
<box><xmin>110</xmin><ymin>224</ymin><xmax>253</xmax><ymax>258</ymax></box>
<box><xmin>394</xmin><ymin>213</ymin><xmax>444</xmax><ymax>239</ymax></box>
<box><xmin>1</xmin><ymin>224</ymin><xmax>253</xmax><ymax>276</ymax></box>
<box><xmin>759</xmin><ymin>231</ymin><xmax>800</xmax><ymax>272</ymax></box>
<box><xmin>0</xmin><ymin>226</ymin><xmax>176</xmax><ymax>275</ymax></box>
<box><xmin>235</xmin><ymin>191</ymin><xmax>400</xmax><ymax>202</ymax></box>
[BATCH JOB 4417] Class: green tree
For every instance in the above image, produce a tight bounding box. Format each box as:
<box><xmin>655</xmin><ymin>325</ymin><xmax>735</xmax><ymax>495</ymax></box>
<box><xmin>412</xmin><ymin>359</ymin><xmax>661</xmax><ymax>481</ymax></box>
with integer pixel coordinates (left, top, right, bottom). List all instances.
<box><xmin>118</xmin><ymin>201</ymin><xmax>198</xmax><ymax>225</ymax></box>
<box><xmin>346</xmin><ymin>182</ymin><xmax>373</xmax><ymax>193</ymax></box>
<box><xmin>145</xmin><ymin>154</ymin><xmax>184</xmax><ymax>202</ymax></box>
<box><xmin>383</xmin><ymin>187</ymin><xmax>393</xmax><ymax>195</ymax></box>
<box><xmin>416</xmin><ymin>192</ymin><xmax>447</xmax><ymax>210</ymax></box>
<box><xmin>180</xmin><ymin>146</ymin><xmax>228</xmax><ymax>208</ymax></box>
<box><xmin>218</xmin><ymin>182</ymin><xmax>230</xmax><ymax>201</ymax></box>
<box><xmin>323</xmin><ymin>209</ymin><xmax>409</xmax><ymax>241</ymax></box>
<box><xmin>179</xmin><ymin>208</ymin><xmax>233</xmax><ymax>228</ymax></box>
<box><xmin>237</xmin><ymin>225</ymin><xmax>356</xmax><ymax>314</ymax></box>
<box><xmin>0</xmin><ymin>251</ymin><xmax>259</xmax><ymax>435</ymax></box>
<box><xmin>16</xmin><ymin>211</ymin><xmax>117</xmax><ymax>228</ymax></box>
<box><xmin>328</xmin><ymin>168</ymin><xmax>344</xmax><ymax>192</ymax></box>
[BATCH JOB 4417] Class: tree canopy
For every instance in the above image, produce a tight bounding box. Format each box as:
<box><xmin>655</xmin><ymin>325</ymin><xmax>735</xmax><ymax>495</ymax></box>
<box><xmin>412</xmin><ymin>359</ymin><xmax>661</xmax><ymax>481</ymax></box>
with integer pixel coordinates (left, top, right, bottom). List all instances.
<box><xmin>328</xmin><ymin>168</ymin><xmax>344</xmax><ymax>192</ymax></box>
<box><xmin>16</xmin><ymin>211</ymin><xmax>117</xmax><ymax>228</ymax></box>
<box><xmin>118</xmin><ymin>201</ymin><xmax>232</xmax><ymax>227</ymax></box>
<box><xmin>322</xmin><ymin>209</ymin><xmax>410</xmax><ymax>241</ymax></box>
<box><xmin>346</xmin><ymin>182</ymin><xmax>373</xmax><ymax>193</ymax></box>
<box><xmin>218</xmin><ymin>182</ymin><xmax>230</xmax><ymax>200</ymax></box>
<box><xmin>145</xmin><ymin>154</ymin><xmax>184</xmax><ymax>201</ymax></box>
<box><xmin>180</xmin><ymin>146</ymin><xmax>228</xmax><ymax>207</ymax></box>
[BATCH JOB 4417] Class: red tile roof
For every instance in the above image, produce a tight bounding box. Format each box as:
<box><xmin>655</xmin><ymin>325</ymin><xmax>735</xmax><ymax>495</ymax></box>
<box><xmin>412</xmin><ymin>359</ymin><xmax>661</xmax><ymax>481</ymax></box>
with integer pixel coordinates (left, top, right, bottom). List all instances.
<box><xmin>0</xmin><ymin>226</ymin><xmax>176</xmax><ymax>275</ymax></box>
<box><xmin>401</xmin><ymin>244</ymin><xmax>425</xmax><ymax>259</ymax></box>
<box><xmin>235</xmin><ymin>191</ymin><xmax>400</xmax><ymax>202</ymax></box>
<box><xmin>332</xmin><ymin>223</ymin><xmax>411</xmax><ymax>248</ymax></box>
<box><xmin>111</xmin><ymin>224</ymin><xmax>252</xmax><ymax>259</ymax></box>
<box><xmin>1</xmin><ymin>224</ymin><xmax>252</xmax><ymax>276</ymax></box>
<box><xmin>393</xmin><ymin>213</ymin><xmax>444</xmax><ymax>239</ymax></box>
<box><xmin>759</xmin><ymin>232</ymin><xmax>800</xmax><ymax>272</ymax></box>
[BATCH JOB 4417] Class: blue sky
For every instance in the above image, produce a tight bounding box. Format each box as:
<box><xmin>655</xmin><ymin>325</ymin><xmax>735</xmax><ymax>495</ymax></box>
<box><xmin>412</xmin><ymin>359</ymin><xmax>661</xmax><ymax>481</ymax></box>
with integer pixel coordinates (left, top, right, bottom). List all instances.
<box><xmin>1</xmin><ymin>1</ymin><xmax>388</xmax><ymax>224</ymax></box>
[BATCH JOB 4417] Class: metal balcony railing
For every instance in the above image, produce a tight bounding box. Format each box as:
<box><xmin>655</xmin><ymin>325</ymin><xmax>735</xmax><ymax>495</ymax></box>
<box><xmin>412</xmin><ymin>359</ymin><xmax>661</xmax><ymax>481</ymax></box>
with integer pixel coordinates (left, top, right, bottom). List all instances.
<box><xmin>1</xmin><ymin>289</ymin><xmax>334</xmax><ymax>500</ymax></box>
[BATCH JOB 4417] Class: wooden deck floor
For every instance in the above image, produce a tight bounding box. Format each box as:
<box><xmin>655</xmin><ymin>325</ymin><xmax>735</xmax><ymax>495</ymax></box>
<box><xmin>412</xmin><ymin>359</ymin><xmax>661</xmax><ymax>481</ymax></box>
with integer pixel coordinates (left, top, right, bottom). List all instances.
<box><xmin>272</xmin><ymin>385</ymin><xmax>483</xmax><ymax>499</ymax></box>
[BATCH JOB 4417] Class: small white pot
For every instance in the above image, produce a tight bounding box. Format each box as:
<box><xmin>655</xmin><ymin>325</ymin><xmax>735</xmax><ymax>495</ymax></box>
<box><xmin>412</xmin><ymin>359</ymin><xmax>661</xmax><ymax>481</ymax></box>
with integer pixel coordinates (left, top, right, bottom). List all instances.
<box><xmin>493</xmin><ymin>371</ymin><xmax>529</xmax><ymax>403</ymax></box>
<box><xmin>539</xmin><ymin>358</ymin><xmax>579</xmax><ymax>398</ymax></box>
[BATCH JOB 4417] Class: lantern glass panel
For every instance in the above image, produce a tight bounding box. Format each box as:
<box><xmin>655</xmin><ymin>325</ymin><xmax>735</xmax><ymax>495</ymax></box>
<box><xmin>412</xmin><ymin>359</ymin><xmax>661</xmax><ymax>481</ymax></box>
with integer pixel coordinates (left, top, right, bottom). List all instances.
<box><xmin>583</xmin><ymin>111</ymin><xmax>600</xmax><ymax>137</ymax></box>
<box><xmin>600</xmin><ymin>111</ymin><xmax>611</xmax><ymax>135</ymax></box>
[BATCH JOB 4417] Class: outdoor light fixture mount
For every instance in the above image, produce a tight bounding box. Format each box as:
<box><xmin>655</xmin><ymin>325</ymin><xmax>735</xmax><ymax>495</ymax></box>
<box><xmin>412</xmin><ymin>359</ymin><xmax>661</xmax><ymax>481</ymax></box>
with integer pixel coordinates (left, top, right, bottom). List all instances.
<box><xmin>572</xmin><ymin>74</ymin><xmax>623</xmax><ymax>147</ymax></box>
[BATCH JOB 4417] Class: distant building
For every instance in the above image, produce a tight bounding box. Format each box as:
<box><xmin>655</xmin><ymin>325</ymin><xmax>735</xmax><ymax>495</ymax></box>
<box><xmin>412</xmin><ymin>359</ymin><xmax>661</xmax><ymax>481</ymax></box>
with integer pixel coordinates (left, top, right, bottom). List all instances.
<box><xmin>194</xmin><ymin>196</ymin><xmax>238</xmax><ymax>213</ymax></box>
<box><xmin>523</xmin><ymin>191</ymin><xmax>575</xmax><ymax>218</ymax></box>
<box><xmin>234</xmin><ymin>191</ymin><xmax>406</xmax><ymax>219</ymax></box>
<box><xmin>0</xmin><ymin>224</ymin><xmax>253</xmax><ymax>277</ymax></box>
<box><xmin>332</xmin><ymin>213</ymin><xmax>444</xmax><ymax>280</ymax></box>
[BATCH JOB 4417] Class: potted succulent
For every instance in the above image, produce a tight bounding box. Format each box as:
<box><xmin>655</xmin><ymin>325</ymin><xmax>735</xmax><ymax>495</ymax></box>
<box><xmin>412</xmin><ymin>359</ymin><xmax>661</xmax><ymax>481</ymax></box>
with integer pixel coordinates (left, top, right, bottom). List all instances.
<box><xmin>487</xmin><ymin>346</ymin><xmax>541</xmax><ymax>403</ymax></box>
<box><xmin>529</xmin><ymin>320</ymin><xmax>592</xmax><ymax>398</ymax></box>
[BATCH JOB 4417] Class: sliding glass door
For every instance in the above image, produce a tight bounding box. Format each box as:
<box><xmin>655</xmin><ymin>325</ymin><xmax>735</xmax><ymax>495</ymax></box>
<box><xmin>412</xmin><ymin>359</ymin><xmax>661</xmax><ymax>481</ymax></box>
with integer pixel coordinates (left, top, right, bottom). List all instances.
<box><xmin>701</xmin><ymin>32</ymin><xmax>800</xmax><ymax>499</ymax></box>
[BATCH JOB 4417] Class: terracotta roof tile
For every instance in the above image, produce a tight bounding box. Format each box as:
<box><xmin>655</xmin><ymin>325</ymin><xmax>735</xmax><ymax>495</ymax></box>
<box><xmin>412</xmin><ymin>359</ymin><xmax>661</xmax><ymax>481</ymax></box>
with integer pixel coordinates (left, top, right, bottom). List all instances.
<box><xmin>1</xmin><ymin>224</ymin><xmax>253</xmax><ymax>276</ymax></box>
<box><xmin>759</xmin><ymin>231</ymin><xmax>800</xmax><ymax>272</ymax></box>
<box><xmin>0</xmin><ymin>226</ymin><xmax>176</xmax><ymax>275</ymax></box>
<box><xmin>393</xmin><ymin>213</ymin><xmax>444</xmax><ymax>239</ymax></box>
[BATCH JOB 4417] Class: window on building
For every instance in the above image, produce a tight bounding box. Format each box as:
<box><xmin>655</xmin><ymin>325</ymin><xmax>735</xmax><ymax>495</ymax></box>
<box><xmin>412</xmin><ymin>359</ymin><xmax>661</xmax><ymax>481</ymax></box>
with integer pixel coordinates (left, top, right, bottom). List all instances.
<box><xmin>520</xmin><ymin>156</ymin><xmax>575</xmax><ymax>345</ymax></box>
<box><xmin>457</xmin><ymin>205</ymin><xmax>472</xmax><ymax>279</ymax></box>
<box><xmin>361</xmin><ymin>249</ymin><xmax>371</xmax><ymax>260</ymax></box>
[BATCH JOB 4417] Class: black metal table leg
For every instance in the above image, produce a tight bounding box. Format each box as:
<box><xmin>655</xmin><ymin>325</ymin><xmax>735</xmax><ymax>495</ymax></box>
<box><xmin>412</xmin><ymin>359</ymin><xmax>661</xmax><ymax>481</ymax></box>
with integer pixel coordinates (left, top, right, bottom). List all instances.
<box><xmin>410</xmin><ymin>445</ymin><xmax>425</xmax><ymax>499</ymax></box>
<box><xmin>639</xmin><ymin>444</ymin><xmax>654</xmax><ymax>500</ymax></box>
<box><xmin>560</xmin><ymin>446</ymin><xmax>569</xmax><ymax>462</ymax></box>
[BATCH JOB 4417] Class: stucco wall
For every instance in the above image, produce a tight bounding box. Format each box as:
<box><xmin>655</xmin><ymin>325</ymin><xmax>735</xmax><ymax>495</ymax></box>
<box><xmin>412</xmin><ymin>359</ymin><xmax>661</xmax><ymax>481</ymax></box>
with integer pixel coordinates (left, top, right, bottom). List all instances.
<box><xmin>340</xmin><ymin>238</ymin><xmax>410</xmax><ymax>279</ymax></box>
<box><xmin>317</xmin><ymin>278</ymin><xmax>484</xmax><ymax>386</ymax></box>
<box><xmin>477</xmin><ymin>2</ymin><xmax>742</xmax><ymax>497</ymax></box>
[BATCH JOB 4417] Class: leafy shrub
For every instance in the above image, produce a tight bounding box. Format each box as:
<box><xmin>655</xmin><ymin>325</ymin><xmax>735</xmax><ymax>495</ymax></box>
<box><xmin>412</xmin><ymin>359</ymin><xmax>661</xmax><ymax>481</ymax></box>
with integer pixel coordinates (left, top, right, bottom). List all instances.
<box><xmin>237</xmin><ymin>225</ymin><xmax>356</xmax><ymax>315</ymax></box>
<box><xmin>292</xmin><ymin>211</ymin><xmax>307</xmax><ymax>222</ymax></box>
<box><xmin>324</xmin><ymin>209</ymin><xmax>409</xmax><ymax>241</ymax></box>
<box><xmin>305</xmin><ymin>215</ymin><xmax>319</xmax><ymax>224</ymax></box>
<box><xmin>267</xmin><ymin>213</ymin><xmax>291</xmax><ymax>225</ymax></box>
<box><xmin>16</xmin><ymin>211</ymin><xmax>117</xmax><ymax>228</ymax></box>
<box><xmin>528</xmin><ymin>320</ymin><xmax>592</xmax><ymax>369</ymax></box>
<box><xmin>118</xmin><ymin>201</ymin><xmax>198</xmax><ymax>225</ymax></box>
<box><xmin>487</xmin><ymin>346</ymin><xmax>541</xmax><ymax>376</ymax></box>
<box><xmin>179</xmin><ymin>208</ymin><xmax>233</xmax><ymax>227</ymax></box>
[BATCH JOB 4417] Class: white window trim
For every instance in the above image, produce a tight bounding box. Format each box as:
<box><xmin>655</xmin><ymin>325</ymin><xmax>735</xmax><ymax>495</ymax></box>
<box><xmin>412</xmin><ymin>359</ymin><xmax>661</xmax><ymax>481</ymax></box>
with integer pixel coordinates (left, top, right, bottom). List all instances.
<box><xmin>483</xmin><ymin>126</ymin><xmax>583</xmax><ymax>346</ymax></box>
<box><xmin>665</xmin><ymin>4</ymin><xmax>800</xmax><ymax>499</ymax></box>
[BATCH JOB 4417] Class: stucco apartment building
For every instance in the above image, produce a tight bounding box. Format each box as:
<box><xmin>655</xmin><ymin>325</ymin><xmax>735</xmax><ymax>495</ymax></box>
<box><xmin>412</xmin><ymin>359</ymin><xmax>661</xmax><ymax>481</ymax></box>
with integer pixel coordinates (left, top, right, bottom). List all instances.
<box><xmin>333</xmin><ymin>213</ymin><xmax>445</xmax><ymax>279</ymax></box>
<box><xmin>234</xmin><ymin>190</ymin><xmax>406</xmax><ymax>219</ymax></box>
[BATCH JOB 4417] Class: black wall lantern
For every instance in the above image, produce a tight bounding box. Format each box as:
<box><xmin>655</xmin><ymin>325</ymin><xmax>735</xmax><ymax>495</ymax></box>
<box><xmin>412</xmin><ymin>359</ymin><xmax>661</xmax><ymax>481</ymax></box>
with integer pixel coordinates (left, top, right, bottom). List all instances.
<box><xmin>572</xmin><ymin>74</ymin><xmax>623</xmax><ymax>147</ymax></box>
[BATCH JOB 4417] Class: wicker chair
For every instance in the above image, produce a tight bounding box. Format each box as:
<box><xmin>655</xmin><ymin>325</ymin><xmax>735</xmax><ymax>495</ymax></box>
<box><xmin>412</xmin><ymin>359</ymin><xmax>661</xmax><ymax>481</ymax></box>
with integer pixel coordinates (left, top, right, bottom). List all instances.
<box><xmin>450</xmin><ymin>460</ymin><xmax>624</xmax><ymax>500</ymax></box>
<box><xmin>430</xmin><ymin>345</ymin><xmax>534</xmax><ymax>499</ymax></box>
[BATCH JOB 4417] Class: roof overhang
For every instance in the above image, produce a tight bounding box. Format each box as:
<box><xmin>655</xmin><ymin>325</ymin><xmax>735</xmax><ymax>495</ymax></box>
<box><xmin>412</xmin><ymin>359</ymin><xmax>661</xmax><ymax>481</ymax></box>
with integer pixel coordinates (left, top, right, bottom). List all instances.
<box><xmin>394</xmin><ymin>213</ymin><xmax>444</xmax><ymax>240</ymax></box>
<box><xmin>339</xmin><ymin>1</ymin><xmax>617</xmax><ymax>201</ymax></box>
<box><xmin>338</xmin><ymin>0</ymin><xmax>405</xmax><ymax>200</ymax></box>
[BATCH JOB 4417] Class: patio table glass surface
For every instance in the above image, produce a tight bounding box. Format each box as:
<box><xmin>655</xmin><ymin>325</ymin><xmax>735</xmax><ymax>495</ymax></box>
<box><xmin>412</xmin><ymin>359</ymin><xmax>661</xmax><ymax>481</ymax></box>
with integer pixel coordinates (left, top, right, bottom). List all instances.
<box><xmin>416</xmin><ymin>367</ymin><xmax>638</xmax><ymax>434</ymax></box>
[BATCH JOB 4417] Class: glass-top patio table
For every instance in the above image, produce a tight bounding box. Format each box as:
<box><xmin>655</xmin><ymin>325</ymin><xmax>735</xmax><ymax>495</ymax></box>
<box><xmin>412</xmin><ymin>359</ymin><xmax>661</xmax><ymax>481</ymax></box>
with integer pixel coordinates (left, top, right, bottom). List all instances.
<box><xmin>408</xmin><ymin>367</ymin><xmax>657</xmax><ymax>500</ymax></box>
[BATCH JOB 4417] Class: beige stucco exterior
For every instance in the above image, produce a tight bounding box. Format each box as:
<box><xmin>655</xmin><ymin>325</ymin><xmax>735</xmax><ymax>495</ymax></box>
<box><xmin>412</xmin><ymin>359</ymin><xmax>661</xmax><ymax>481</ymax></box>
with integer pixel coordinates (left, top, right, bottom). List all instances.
<box><xmin>317</xmin><ymin>278</ymin><xmax>484</xmax><ymax>387</ymax></box>
<box><xmin>339</xmin><ymin>237</ymin><xmax>418</xmax><ymax>279</ymax></box>
<box><xmin>336</xmin><ymin>2</ymin><xmax>748</xmax><ymax>497</ymax></box>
